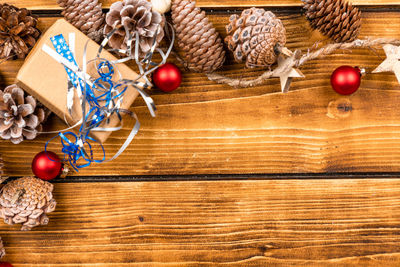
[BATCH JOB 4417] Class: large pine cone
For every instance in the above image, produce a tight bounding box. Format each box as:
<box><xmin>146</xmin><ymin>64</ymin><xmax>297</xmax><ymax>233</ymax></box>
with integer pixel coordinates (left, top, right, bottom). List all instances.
<box><xmin>225</xmin><ymin>8</ymin><xmax>286</xmax><ymax>68</ymax></box>
<box><xmin>58</xmin><ymin>0</ymin><xmax>105</xmax><ymax>43</ymax></box>
<box><xmin>0</xmin><ymin>176</ymin><xmax>56</xmax><ymax>231</ymax></box>
<box><xmin>0</xmin><ymin>84</ymin><xmax>51</xmax><ymax>144</ymax></box>
<box><xmin>171</xmin><ymin>0</ymin><xmax>225</xmax><ymax>73</ymax></box>
<box><xmin>302</xmin><ymin>0</ymin><xmax>361</xmax><ymax>43</ymax></box>
<box><xmin>0</xmin><ymin>4</ymin><xmax>40</xmax><ymax>59</ymax></box>
<box><xmin>104</xmin><ymin>0</ymin><xmax>165</xmax><ymax>57</ymax></box>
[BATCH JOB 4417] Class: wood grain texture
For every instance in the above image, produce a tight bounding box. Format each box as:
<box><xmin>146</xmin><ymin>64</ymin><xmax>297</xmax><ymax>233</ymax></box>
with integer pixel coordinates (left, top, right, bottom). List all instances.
<box><xmin>4</xmin><ymin>0</ymin><xmax>400</xmax><ymax>9</ymax></box>
<box><xmin>2</xmin><ymin>11</ymin><xmax>400</xmax><ymax>176</ymax></box>
<box><xmin>0</xmin><ymin>179</ymin><xmax>398</xmax><ymax>266</ymax></box>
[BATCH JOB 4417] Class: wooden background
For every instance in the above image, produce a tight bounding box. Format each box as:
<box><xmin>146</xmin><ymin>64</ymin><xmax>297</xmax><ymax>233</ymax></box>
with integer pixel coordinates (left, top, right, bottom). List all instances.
<box><xmin>0</xmin><ymin>0</ymin><xmax>400</xmax><ymax>266</ymax></box>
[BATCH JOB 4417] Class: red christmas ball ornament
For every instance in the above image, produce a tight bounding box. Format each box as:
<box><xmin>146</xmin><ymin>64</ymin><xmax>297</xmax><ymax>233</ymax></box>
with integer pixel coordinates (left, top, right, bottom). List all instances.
<box><xmin>32</xmin><ymin>151</ymin><xmax>63</xmax><ymax>181</ymax></box>
<box><xmin>0</xmin><ymin>262</ymin><xmax>13</xmax><ymax>267</ymax></box>
<box><xmin>331</xmin><ymin>66</ymin><xmax>362</xmax><ymax>95</ymax></box>
<box><xmin>152</xmin><ymin>63</ymin><xmax>182</xmax><ymax>92</ymax></box>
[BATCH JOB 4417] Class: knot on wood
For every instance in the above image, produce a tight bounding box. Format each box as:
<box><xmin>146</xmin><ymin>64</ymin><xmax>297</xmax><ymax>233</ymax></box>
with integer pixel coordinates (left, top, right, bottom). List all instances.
<box><xmin>327</xmin><ymin>98</ymin><xmax>353</xmax><ymax>119</ymax></box>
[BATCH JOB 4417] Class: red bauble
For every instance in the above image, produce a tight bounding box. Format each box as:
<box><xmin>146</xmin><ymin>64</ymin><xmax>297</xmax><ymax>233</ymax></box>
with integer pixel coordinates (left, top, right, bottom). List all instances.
<box><xmin>152</xmin><ymin>63</ymin><xmax>182</xmax><ymax>92</ymax></box>
<box><xmin>0</xmin><ymin>262</ymin><xmax>13</xmax><ymax>267</ymax></box>
<box><xmin>330</xmin><ymin>66</ymin><xmax>361</xmax><ymax>95</ymax></box>
<box><xmin>32</xmin><ymin>151</ymin><xmax>63</xmax><ymax>181</ymax></box>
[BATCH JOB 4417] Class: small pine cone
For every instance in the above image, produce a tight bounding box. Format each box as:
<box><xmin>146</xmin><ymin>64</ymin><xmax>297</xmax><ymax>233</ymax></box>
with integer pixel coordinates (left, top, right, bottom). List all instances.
<box><xmin>0</xmin><ymin>84</ymin><xmax>51</xmax><ymax>144</ymax></box>
<box><xmin>302</xmin><ymin>0</ymin><xmax>361</xmax><ymax>43</ymax></box>
<box><xmin>58</xmin><ymin>0</ymin><xmax>105</xmax><ymax>42</ymax></box>
<box><xmin>171</xmin><ymin>0</ymin><xmax>225</xmax><ymax>73</ymax></box>
<box><xmin>104</xmin><ymin>0</ymin><xmax>165</xmax><ymax>57</ymax></box>
<box><xmin>225</xmin><ymin>8</ymin><xmax>286</xmax><ymax>68</ymax></box>
<box><xmin>0</xmin><ymin>177</ymin><xmax>56</xmax><ymax>231</ymax></box>
<box><xmin>0</xmin><ymin>4</ymin><xmax>40</xmax><ymax>59</ymax></box>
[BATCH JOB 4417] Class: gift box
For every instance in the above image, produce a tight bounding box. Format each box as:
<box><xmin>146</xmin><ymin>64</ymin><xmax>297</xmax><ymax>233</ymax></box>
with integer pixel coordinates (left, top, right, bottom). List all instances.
<box><xmin>16</xmin><ymin>19</ymin><xmax>144</xmax><ymax>143</ymax></box>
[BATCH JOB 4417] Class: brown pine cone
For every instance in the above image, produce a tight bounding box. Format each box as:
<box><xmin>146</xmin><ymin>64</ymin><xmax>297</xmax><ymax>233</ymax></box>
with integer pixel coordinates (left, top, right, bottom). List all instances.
<box><xmin>225</xmin><ymin>8</ymin><xmax>286</xmax><ymax>68</ymax></box>
<box><xmin>302</xmin><ymin>0</ymin><xmax>361</xmax><ymax>43</ymax></box>
<box><xmin>58</xmin><ymin>0</ymin><xmax>105</xmax><ymax>42</ymax></box>
<box><xmin>0</xmin><ymin>4</ymin><xmax>40</xmax><ymax>59</ymax></box>
<box><xmin>0</xmin><ymin>176</ymin><xmax>56</xmax><ymax>231</ymax></box>
<box><xmin>171</xmin><ymin>0</ymin><xmax>225</xmax><ymax>73</ymax></box>
<box><xmin>0</xmin><ymin>84</ymin><xmax>51</xmax><ymax>144</ymax></box>
<box><xmin>104</xmin><ymin>0</ymin><xmax>165</xmax><ymax>57</ymax></box>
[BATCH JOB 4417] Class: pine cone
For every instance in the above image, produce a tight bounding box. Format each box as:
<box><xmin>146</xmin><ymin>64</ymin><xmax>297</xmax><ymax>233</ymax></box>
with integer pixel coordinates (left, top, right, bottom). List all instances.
<box><xmin>171</xmin><ymin>0</ymin><xmax>225</xmax><ymax>73</ymax></box>
<box><xmin>225</xmin><ymin>8</ymin><xmax>286</xmax><ymax>68</ymax></box>
<box><xmin>302</xmin><ymin>0</ymin><xmax>361</xmax><ymax>43</ymax></box>
<box><xmin>0</xmin><ymin>84</ymin><xmax>51</xmax><ymax>144</ymax></box>
<box><xmin>58</xmin><ymin>0</ymin><xmax>105</xmax><ymax>43</ymax></box>
<box><xmin>0</xmin><ymin>4</ymin><xmax>40</xmax><ymax>59</ymax></box>
<box><xmin>104</xmin><ymin>0</ymin><xmax>165</xmax><ymax>57</ymax></box>
<box><xmin>0</xmin><ymin>177</ymin><xmax>56</xmax><ymax>231</ymax></box>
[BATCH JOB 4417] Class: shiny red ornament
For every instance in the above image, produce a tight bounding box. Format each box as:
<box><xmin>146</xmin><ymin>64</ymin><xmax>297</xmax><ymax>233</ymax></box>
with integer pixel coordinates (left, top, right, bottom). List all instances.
<box><xmin>330</xmin><ymin>66</ymin><xmax>362</xmax><ymax>95</ymax></box>
<box><xmin>0</xmin><ymin>262</ymin><xmax>13</xmax><ymax>267</ymax></box>
<box><xmin>152</xmin><ymin>63</ymin><xmax>182</xmax><ymax>92</ymax></box>
<box><xmin>32</xmin><ymin>151</ymin><xmax>63</xmax><ymax>181</ymax></box>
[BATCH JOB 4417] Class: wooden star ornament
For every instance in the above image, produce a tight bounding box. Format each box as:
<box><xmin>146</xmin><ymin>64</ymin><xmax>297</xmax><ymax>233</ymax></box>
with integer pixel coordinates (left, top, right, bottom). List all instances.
<box><xmin>372</xmin><ymin>44</ymin><xmax>400</xmax><ymax>84</ymax></box>
<box><xmin>272</xmin><ymin>50</ymin><xmax>305</xmax><ymax>93</ymax></box>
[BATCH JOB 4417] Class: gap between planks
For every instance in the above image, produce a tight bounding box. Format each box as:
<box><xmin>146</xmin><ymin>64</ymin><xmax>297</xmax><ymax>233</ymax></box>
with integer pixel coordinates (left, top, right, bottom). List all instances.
<box><xmin>46</xmin><ymin>172</ymin><xmax>400</xmax><ymax>183</ymax></box>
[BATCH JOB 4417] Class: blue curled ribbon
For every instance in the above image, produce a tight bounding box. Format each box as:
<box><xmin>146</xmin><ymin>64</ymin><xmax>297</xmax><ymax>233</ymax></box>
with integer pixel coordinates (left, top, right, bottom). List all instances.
<box><xmin>43</xmin><ymin>27</ymin><xmax>168</xmax><ymax>171</ymax></box>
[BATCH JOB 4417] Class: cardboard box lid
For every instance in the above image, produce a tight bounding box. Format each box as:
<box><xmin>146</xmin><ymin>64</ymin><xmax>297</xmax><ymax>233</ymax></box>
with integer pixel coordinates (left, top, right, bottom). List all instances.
<box><xmin>16</xmin><ymin>19</ymin><xmax>142</xmax><ymax>143</ymax></box>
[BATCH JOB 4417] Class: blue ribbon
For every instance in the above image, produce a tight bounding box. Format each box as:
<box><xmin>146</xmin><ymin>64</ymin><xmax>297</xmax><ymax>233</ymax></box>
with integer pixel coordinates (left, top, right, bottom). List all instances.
<box><xmin>46</xmin><ymin>34</ymin><xmax>137</xmax><ymax>171</ymax></box>
<box><xmin>43</xmin><ymin>22</ymin><xmax>174</xmax><ymax>172</ymax></box>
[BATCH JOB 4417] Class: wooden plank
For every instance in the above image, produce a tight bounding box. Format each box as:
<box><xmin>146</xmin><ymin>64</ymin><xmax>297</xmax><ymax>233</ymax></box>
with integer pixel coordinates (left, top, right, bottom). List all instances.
<box><xmin>2</xmin><ymin>12</ymin><xmax>400</xmax><ymax>176</ymax></box>
<box><xmin>0</xmin><ymin>179</ymin><xmax>399</xmax><ymax>266</ymax></box>
<box><xmin>4</xmin><ymin>0</ymin><xmax>400</xmax><ymax>10</ymax></box>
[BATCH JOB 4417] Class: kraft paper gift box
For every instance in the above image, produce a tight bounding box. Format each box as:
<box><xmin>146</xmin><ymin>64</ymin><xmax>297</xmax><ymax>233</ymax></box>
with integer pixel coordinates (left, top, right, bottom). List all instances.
<box><xmin>16</xmin><ymin>19</ymin><xmax>144</xmax><ymax>144</ymax></box>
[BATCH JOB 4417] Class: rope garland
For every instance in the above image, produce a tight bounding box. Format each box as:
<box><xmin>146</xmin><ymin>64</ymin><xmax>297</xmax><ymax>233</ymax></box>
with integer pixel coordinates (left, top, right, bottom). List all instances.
<box><xmin>206</xmin><ymin>38</ymin><xmax>400</xmax><ymax>89</ymax></box>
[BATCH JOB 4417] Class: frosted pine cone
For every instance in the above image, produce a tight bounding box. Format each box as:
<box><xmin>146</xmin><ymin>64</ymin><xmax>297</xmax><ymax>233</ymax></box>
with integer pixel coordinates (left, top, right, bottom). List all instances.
<box><xmin>0</xmin><ymin>84</ymin><xmax>50</xmax><ymax>144</ymax></box>
<box><xmin>225</xmin><ymin>8</ymin><xmax>286</xmax><ymax>68</ymax></box>
<box><xmin>302</xmin><ymin>0</ymin><xmax>361</xmax><ymax>43</ymax></box>
<box><xmin>171</xmin><ymin>0</ymin><xmax>225</xmax><ymax>73</ymax></box>
<box><xmin>104</xmin><ymin>0</ymin><xmax>165</xmax><ymax>57</ymax></box>
<box><xmin>0</xmin><ymin>177</ymin><xmax>56</xmax><ymax>231</ymax></box>
<box><xmin>58</xmin><ymin>0</ymin><xmax>105</xmax><ymax>42</ymax></box>
<box><xmin>0</xmin><ymin>4</ymin><xmax>40</xmax><ymax>59</ymax></box>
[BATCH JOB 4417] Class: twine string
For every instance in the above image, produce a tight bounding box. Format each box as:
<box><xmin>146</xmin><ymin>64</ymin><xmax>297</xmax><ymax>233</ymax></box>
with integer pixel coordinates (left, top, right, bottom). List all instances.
<box><xmin>207</xmin><ymin>38</ymin><xmax>400</xmax><ymax>89</ymax></box>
